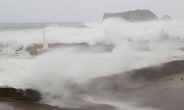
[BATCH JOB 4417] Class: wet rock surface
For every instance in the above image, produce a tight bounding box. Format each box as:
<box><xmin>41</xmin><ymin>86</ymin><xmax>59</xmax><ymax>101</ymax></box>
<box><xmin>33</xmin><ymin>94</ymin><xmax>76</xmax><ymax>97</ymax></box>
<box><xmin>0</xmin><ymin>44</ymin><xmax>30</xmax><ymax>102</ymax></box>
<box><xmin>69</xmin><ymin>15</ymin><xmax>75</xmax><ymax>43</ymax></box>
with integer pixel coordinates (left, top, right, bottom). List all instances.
<box><xmin>0</xmin><ymin>88</ymin><xmax>41</xmax><ymax>101</ymax></box>
<box><xmin>0</xmin><ymin>98</ymin><xmax>115</xmax><ymax>110</ymax></box>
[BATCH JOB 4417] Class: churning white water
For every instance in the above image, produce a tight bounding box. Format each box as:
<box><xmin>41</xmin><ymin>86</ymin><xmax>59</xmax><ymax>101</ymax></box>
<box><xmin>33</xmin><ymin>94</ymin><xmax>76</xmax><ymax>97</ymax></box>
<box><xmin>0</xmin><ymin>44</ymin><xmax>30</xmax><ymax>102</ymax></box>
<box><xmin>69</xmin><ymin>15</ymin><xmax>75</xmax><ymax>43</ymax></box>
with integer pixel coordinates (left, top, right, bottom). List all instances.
<box><xmin>1</xmin><ymin>18</ymin><xmax>184</xmax><ymax>109</ymax></box>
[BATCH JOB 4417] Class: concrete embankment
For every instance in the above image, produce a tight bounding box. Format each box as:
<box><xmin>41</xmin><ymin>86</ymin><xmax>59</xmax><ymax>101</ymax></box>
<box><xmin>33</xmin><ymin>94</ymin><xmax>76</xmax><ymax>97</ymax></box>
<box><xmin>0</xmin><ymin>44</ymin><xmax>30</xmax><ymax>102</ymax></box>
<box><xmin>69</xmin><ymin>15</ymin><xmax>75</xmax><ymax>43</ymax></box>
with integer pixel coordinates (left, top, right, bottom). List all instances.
<box><xmin>87</xmin><ymin>60</ymin><xmax>184</xmax><ymax>109</ymax></box>
<box><xmin>89</xmin><ymin>60</ymin><xmax>184</xmax><ymax>92</ymax></box>
<box><xmin>27</xmin><ymin>43</ymin><xmax>114</xmax><ymax>55</ymax></box>
<box><xmin>1</xmin><ymin>60</ymin><xmax>184</xmax><ymax>109</ymax></box>
<box><xmin>1</xmin><ymin>60</ymin><xmax>182</xmax><ymax>101</ymax></box>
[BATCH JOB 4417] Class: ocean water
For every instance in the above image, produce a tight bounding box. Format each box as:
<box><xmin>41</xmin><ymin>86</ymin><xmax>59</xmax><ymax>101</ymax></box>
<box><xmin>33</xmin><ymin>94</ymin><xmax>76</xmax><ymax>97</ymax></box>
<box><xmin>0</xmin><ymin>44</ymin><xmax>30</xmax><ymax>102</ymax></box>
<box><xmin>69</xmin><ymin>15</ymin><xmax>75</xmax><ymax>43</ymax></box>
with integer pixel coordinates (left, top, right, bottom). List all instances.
<box><xmin>1</xmin><ymin>18</ymin><xmax>184</xmax><ymax>109</ymax></box>
<box><xmin>0</xmin><ymin>22</ymin><xmax>85</xmax><ymax>80</ymax></box>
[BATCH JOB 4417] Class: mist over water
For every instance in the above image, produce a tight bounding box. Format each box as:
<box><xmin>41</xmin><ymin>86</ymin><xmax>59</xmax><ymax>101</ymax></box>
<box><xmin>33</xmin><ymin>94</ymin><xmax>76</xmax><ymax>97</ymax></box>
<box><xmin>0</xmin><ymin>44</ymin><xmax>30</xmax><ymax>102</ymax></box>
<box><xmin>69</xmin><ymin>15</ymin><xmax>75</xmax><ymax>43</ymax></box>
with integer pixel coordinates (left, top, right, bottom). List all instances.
<box><xmin>1</xmin><ymin>18</ymin><xmax>184</xmax><ymax>51</ymax></box>
<box><xmin>1</xmin><ymin>18</ymin><xmax>184</xmax><ymax>109</ymax></box>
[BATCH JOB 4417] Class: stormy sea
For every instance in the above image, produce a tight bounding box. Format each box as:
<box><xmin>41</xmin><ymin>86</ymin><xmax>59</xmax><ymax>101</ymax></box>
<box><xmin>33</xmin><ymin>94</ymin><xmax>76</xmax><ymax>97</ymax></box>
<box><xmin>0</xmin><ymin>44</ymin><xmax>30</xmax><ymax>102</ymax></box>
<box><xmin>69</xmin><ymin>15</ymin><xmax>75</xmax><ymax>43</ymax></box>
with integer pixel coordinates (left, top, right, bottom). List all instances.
<box><xmin>1</xmin><ymin>18</ymin><xmax>184</xmax><ymax>110</ymax></box>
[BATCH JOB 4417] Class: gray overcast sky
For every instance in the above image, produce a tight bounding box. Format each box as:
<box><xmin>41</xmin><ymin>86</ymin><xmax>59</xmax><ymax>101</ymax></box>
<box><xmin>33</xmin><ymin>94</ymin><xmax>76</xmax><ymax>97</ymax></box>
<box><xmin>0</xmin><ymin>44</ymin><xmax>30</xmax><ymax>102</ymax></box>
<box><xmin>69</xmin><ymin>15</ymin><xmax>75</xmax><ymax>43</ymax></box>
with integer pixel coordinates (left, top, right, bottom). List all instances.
<box><xmin>0</xmin><ymin>0</ymin><xmax>183</xmax><ymax>22</ymax></box>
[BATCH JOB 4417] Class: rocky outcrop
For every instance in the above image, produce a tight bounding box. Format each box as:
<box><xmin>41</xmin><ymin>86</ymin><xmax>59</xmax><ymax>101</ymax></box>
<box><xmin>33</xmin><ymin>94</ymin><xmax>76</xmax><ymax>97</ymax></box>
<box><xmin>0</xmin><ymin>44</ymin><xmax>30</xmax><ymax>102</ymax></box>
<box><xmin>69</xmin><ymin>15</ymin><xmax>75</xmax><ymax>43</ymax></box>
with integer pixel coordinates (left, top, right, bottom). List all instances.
<box><xmin>0</xmin><ymin>87</ymin><xmax>41</xmax><ymax>101</ymax></box>
<box><xmin>161</xmin><ymin>15</ymin><xmax>172</xmax><ymax>21</ymax></box>
<box><xmin>103</xmin><ymin>9</ymin><xmax>159</xmax><ymax>22</ymax></box>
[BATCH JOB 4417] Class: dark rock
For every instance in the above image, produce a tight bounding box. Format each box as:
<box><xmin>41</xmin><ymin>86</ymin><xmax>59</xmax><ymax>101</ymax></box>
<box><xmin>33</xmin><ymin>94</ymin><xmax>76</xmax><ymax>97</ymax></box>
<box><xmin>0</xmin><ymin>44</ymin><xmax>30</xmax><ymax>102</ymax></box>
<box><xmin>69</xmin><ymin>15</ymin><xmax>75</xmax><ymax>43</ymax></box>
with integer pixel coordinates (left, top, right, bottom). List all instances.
<box><xmin>16</xmin><ymin>46</ymin><xmax>23</xmax><ymax>52</ymax></box>
<box><xmin>161</xmin><ymin>15</ymin><xmax>172</xmax><ymax>21</ymax></box>
<box><xmin>0</xmin><ymin>88</ymin><xmax>41</xmax><ymax>101</ymax></box>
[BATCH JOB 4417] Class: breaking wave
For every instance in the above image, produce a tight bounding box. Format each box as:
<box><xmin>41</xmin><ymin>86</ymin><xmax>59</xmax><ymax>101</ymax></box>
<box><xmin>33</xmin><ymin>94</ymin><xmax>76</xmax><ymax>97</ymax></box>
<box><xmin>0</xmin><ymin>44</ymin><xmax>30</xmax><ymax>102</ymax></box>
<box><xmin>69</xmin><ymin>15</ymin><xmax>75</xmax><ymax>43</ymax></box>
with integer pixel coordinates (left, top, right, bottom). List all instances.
<box><xmin>1</xmin><ymin>18</ymin><xmax>184</xmax><ymax>109</ymax></box>
<box><xmin>0</xmin><ymin>18</ymin><xmax>184</xmax><ymax>51</ymax></box>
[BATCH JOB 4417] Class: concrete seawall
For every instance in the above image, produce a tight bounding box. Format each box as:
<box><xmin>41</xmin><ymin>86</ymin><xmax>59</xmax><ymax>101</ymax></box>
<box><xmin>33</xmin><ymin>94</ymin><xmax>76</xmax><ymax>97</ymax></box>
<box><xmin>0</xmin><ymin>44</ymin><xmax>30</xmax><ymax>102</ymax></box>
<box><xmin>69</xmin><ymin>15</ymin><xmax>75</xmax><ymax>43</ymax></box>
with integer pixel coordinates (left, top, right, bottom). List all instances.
<box><xmin>1</xmin><ymin>60</ymin><xmax>184</xmax><ymax>109</ymax></box>
<box><xmin>28</xmin><ymin>43</ymin><xmax>114</xmax><ymax>55</ymax></box>
<box><xmin>88</xmin><ymin>60</ymin><xmax>184</xmax><ymax>92</ymax></box>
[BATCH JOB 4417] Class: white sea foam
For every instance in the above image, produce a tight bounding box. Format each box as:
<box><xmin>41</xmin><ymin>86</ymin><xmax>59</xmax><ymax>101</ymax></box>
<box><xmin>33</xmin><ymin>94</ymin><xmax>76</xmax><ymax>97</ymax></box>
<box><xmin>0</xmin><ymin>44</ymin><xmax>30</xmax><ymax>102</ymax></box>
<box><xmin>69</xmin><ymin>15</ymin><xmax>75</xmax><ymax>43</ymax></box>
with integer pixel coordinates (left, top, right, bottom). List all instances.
<box><xmin>1</xmin><ymin>19</ymin><xmax>184</xmax><ymax>109</ymax></box>
<box><xmin>0</xmin><ymin>18</ymin><xmax>184</xmax><ymax>51</ymax></box>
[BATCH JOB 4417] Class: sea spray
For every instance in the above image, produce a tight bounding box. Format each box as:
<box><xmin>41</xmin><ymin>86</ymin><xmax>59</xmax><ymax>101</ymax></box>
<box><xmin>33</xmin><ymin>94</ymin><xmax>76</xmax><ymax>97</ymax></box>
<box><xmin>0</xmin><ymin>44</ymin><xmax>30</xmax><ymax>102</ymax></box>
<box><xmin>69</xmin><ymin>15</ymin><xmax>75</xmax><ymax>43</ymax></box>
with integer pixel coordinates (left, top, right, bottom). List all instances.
<box><xmin>0</xmin><ymin>19</ymin><xmax>184</xmax><ymax>51</ymax></box>
<box><xmin>1</xmin><ymin>40</ymin><xmax>181</xmax><ymax>108</ymax></box>
<box><xmin>1</xmin><ymin>19</ymin><xmax>184</xmax><ymax>109</ymax></box>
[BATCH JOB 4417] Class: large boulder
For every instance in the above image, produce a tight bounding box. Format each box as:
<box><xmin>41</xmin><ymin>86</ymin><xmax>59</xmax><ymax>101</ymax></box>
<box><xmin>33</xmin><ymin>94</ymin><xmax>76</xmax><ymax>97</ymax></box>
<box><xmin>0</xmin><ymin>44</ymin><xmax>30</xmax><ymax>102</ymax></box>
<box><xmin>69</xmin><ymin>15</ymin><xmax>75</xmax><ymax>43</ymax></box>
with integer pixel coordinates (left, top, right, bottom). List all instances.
<box><xmin>0</xmin><ymin>87</ymin><xmax>41</xmax><ymax>101</ymax></box>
